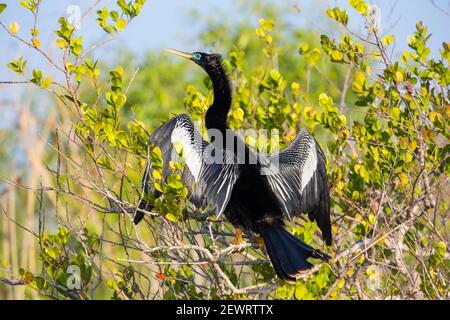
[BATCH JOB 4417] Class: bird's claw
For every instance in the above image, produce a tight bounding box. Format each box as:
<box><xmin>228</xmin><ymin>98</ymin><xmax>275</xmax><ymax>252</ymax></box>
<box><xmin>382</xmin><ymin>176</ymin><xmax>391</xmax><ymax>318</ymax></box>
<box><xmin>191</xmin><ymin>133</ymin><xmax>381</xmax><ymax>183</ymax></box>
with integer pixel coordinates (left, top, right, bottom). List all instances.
<box><xmin>254</xmin><ymin>236</ymin><xmax>265</xmax><ymax>249</ymax></box>
<box><xmin>230</xmin><ymin>227</ymin><xmax>245</xmax><ymax>252</ymax></box>
<box><xmin>230</xmin><ymin>241</ymin><xmax>247</xmax><ymax>253</ymax></box>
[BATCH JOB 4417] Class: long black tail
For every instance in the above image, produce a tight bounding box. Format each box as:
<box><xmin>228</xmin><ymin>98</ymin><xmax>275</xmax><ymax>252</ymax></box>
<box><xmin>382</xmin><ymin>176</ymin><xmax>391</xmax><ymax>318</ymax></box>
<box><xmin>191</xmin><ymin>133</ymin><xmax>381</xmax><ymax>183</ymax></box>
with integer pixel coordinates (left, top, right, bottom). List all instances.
<box><xmin>133</xmin><ymin>199</ymin><xmax>153</xmax><ymax>224</ymax></box>
<box><xmin>261</xmin><ymin>226</ymin><xmax>330</xmax><ymax>283</ymax></box>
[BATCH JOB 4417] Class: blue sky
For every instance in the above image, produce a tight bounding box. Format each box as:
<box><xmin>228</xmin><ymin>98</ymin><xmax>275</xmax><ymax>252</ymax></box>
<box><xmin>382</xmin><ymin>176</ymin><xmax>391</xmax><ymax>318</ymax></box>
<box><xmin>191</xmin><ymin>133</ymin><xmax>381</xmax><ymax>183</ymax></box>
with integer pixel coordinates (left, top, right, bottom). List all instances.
<box><xmin>1</xmin><ymin>0</ymin><xmax>448</xmax><ymax>62</ymax></box>
<box><xmin>0</xmin><ymin>0</ymin><xmax>448</xmax><ymax>127</ymax></box>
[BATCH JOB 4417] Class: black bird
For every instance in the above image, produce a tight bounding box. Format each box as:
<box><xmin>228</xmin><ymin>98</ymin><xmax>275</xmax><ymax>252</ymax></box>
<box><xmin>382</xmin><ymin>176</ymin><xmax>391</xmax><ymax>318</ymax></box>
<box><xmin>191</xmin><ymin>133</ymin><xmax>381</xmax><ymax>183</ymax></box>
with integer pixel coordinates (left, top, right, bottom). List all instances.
<box><xmin>134</xmin><ymin>49</ymin><xmax>332</xmax><ymax>283</ymax></box>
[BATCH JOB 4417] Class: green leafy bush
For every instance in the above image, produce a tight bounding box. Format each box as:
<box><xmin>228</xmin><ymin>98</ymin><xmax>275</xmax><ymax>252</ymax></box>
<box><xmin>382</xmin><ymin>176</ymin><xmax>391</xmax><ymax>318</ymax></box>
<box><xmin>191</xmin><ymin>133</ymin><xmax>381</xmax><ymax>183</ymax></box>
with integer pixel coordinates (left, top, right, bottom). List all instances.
<box><xmin>0</xmin><ymin>0</ymin><xmax>448</xmax><ymax>299</ymax></box>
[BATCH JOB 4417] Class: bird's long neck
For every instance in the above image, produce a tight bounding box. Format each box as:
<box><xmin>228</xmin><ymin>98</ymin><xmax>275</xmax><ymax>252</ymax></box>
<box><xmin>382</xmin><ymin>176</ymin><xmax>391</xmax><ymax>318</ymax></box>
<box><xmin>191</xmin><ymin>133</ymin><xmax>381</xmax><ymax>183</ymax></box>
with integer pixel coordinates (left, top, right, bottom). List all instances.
<box><xmin>204</xmin><ymin>60</ymin><xmax>231</xmax><ymax>134</ymax></box>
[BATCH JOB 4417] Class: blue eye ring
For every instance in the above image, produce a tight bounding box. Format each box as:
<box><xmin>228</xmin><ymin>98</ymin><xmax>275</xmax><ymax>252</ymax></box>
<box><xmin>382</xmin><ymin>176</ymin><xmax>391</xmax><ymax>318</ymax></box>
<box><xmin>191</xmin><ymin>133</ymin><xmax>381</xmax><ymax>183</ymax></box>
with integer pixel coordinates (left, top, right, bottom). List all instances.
<box><xmin>193</xmin><ymin>53</ymin><xmax>202</xmax><ymax>60</ymax></box>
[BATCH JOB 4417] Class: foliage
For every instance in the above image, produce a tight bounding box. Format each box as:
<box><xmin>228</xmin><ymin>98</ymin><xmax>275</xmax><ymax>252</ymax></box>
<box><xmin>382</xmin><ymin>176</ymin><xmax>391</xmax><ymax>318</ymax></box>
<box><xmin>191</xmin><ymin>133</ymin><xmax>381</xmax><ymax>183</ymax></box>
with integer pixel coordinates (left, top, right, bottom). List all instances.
<box><xmin>0</xmin><ymin>0</ymin><xmax>448</xmax><ymax>300</ymax></box>
<box><xmin>18</xmin><ymin>226</ymin><xmax>98</xmax><ymax>299</ymax></box>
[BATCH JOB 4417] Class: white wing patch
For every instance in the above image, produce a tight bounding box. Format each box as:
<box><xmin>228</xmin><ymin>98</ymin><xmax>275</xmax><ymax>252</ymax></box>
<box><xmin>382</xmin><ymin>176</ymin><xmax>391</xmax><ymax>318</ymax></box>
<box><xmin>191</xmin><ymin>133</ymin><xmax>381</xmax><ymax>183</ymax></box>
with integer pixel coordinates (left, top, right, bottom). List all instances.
<box><xmin>265</xmin><ymin>166</ymin><xmax>291</xmax><ymax>202</ymax></box>
<box><xmin>262</xmin><ymin>160</ymin><xmax>295</xmax><ymax>220</ymax></box>
<box><xmin>171</xmin><ymin>127</ymin><xmax>202</xmax><ymax>181</ymax></box>
<box><xmin>203</xmin><ymin>149</ymin><xmax>238</xmax><ymax>219</ymax></box>
<box><xmin>301</xmin><ymin>139</ymin><xmax>318</xmax><ymax>191</ymax></box>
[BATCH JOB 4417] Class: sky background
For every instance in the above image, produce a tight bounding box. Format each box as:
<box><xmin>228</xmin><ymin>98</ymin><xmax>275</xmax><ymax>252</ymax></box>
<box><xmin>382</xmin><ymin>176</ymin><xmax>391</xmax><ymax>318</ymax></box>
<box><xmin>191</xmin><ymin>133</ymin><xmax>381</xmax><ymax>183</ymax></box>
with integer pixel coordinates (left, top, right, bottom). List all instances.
<box><xmin>0</xmin><ymin>0</ymin><xmax>449</xmax><ymax>128</ymax></box>
<box><xmin>1</xmin><ymin>1</ymin><xmax>448</xmax><ymax>64</ymax></box>
<box><xmin>1</xmin><ymin>0</ymin><xmax>448</xmax><ymax>56</ymax></box>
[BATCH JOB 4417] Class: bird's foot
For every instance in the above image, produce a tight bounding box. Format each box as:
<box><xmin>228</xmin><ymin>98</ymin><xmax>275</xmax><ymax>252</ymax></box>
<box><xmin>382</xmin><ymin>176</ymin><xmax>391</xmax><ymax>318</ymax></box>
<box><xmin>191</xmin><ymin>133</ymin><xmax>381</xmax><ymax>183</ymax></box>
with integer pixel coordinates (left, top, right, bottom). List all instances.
<box><xmin>230</xmin><ymin>227</ymin><xmax>246</xmax><ymax>252</ymax></box>
<box><xmin>253</xmin><ymin>236</ymin><xmax>265</xmax><ymax>249</ymax></box>
<box><xmin>230</xmin><ymin>227</ymin><xmax>243</xmax><ymax>245</ymax></box>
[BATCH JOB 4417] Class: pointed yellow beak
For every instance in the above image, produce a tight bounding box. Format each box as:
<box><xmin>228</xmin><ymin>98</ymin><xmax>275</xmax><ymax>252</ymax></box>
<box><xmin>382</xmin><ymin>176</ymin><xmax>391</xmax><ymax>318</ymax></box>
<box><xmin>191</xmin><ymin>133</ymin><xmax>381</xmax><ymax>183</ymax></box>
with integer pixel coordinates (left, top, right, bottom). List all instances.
<box><xmin>165</xmin><ymin>48</ymin><xmax>192</xmax><ymax>60</ymax></box>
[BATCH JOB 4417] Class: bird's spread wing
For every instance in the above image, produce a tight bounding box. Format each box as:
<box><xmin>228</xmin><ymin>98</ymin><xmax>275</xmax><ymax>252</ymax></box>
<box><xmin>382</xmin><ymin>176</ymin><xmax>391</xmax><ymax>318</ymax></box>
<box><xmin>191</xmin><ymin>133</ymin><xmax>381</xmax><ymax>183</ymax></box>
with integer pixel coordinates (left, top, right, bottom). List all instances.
<box><xmin>141</xmin><ymin>114</ymin><xmax>238</xmax><ymax>216</ymax></box>
<box><xmin>201</xmin><ymin>147</ymin><xmax>239</xmax><ymax>217</ymax></box>
<box><xmin>264</xmin><ymin>128</ymin><xmax>331</xmax><ymax>245</ymax></box>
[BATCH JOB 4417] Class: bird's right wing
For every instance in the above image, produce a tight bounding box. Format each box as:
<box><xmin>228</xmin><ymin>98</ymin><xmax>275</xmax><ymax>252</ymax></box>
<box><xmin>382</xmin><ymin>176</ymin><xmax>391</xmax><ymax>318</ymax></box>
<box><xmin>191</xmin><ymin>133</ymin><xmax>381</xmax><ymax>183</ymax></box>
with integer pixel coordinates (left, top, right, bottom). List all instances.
<box><xmin>137</xmin><ymin>114</ymin><xmax>238</xmax><ymax>223</ymax></box>
<box><xmin>264</xmin><ymin>128</ymin><xmax>331</xmax><ymax>245</ymax></box>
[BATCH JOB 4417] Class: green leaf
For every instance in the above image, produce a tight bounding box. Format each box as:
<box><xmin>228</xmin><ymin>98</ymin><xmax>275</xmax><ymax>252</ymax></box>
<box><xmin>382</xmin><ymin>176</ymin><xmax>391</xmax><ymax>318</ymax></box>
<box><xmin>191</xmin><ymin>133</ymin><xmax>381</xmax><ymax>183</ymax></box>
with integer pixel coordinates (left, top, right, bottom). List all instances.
<box><xmin>116</xmin><ymin>18</ymin><xmax>126</xmax><ymax>31</ymax></box>
<box><xmin>110</xmin><ymin>10</ymin><xmax>119</xmax><ymax>21</ymax></box>
<box><xmin>358</xmin><ymin>165</ymin><xmax>370</xmax><ymax>183</ymax></box>
<box><xmin>42</xmin><ymin>77</ymin><xmax>51</xmax><ymax>88</ymax></box>
<box><xmin>315</xmin><ymin>271</ymin><xmax>329</xmax><ymax>288</ymax></box>
<box><xmin>381</xmin><ymin>34</ymin><xmax>395</xmax><ymax>46</ymax></box>
<box><xmin>295</xmin><ymin>283</ymin><xmax>307</xmax><ymax>300</ymax></box>
<box><xmin>167</xmin><ymin>174</ymin><xmax>184</xmax><ymax>189</ymax></box>
<box><xmin>233</xmin><ymin>107</ymin><xmax>244</xmax><ymax>122</ymax></box>
<box><xmin>98</xmin><ymin>156</ymin><xmax>113</xmax><ymax>169</ymax></box>
<box><xmin>326</xmin><ymin>7</ymin><xmax>348</xmax><ymax>25</ymax></box>
<box><xmin>269</xmin><ymin>69</ymin><xmax>281</xmax><ymax>82</ymax></box>
<box><xmin>165</xmin><ymin>213</ymin><xmax>177</xmax><ymax>222</ymax></box>
<box><xmin>70</xmin><ymin>36</ymin><xmax>83</xmax><ymax>56</ymax></box>
<box><xmin>399</xmin><ymin>173</ymin><xmax>409</xmax><ymax>186</ymax></box>
<box><xmin>319</xmin><ymin>93</ymin><xmax>333</xmax><ymax>107</ymax></box>
<box><xmin>31</xmin><ymin>69</ymin><xmax>43</xmax><ymax>84</ymax></box>
<box><xmin>20</xmin><ymin>1</ymin><xmax>33</xmax><ymax>11</ymax></box>
<box><xmin>394</xmin><ymin>71</ymin><xmax>404</xmax><ymax>83</ymax></box>
<box><xmin>306</xmin><ymin>48</ymin><xmax>321</xmax><ymax>65</ymax></box>
<box><xmin>259</xmin><ymin>18</ymin><xmax>274</xmax><ymax>31</ymax></box>
<box><xmin>349</xmin><ymin>0</ymin><xmax>369</xmax><ymax>16</ymax></box>
<box><xmin>152</xmin><ymin>169</ymin><xmax>162</xmax><ymax>180</ymax></box>
<box><xmin>0</xmin><ymin>3</ymin><xmax>7</xmax><ymax>14</ymax></box>
<box><xmin>331</xmin><ymin>50</ymin><xmax>344</xmax><ymax>61</ymax></box>
<box><xmin>434</xmin><ymin>241</ymin><xmax>446</xmax><ymax>258</ymax></box>
<box><xmin>7</xmin><ymin>57</ymin><xmax>27</xmax><ymax>75</ymax></box>
<box><xmin>10</xmin><ymin>21</ymin><xmax>19</xmax><ymax>34</ymax></box>
<box><xmin>390</xmin><ymin>107</ymin><xmax>401</xmax><ymax>121</ymax></box>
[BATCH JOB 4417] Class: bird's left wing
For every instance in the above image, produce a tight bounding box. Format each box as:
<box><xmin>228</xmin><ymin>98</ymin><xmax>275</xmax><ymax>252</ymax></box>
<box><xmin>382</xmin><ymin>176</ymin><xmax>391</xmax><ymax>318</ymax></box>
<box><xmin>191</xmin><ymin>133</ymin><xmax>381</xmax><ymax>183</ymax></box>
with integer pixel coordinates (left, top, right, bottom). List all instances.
<box><xmin>264</xmin><ymin>128</ymin><xmax>331</xmax><ymax>245</ymax></box>
<box><xmin>137</xmin><ymin>114</ymin><xmax>238</xmax><ymax>223</ymax></box>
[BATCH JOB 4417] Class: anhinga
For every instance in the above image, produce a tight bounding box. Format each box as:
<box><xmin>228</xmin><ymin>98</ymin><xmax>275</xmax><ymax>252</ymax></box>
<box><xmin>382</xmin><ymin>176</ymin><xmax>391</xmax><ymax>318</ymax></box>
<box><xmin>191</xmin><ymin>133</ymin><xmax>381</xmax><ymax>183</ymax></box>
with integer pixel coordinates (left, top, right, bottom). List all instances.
<box><xmin>134</xmin><ymin>49</ymin><xmax>332</xmax><ymax>283</ymax></box>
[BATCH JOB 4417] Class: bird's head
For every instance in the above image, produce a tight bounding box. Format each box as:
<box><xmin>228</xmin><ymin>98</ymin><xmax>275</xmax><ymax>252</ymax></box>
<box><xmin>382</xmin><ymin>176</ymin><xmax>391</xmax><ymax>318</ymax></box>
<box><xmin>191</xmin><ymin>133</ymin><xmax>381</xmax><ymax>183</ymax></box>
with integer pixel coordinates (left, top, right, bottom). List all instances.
<box><xmin>165</xmin><ymin>48</ymin><xmax>222</xmax><ymax>72</ymax></box>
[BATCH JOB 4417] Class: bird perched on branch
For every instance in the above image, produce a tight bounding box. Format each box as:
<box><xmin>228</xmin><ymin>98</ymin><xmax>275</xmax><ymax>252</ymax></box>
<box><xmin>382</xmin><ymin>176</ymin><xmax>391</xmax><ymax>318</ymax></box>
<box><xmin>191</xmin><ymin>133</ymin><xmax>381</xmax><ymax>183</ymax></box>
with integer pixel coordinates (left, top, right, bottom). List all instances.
<box><xmin>134</xmin><ymin>49</ymin><xmax>332</xmax><ymax>283</ymax></box>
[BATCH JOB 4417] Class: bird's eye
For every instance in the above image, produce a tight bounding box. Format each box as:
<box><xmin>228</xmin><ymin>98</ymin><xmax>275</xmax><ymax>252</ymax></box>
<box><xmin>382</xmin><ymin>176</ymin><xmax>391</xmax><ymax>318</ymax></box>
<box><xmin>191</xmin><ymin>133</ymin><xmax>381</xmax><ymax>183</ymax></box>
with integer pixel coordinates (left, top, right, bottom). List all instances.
<box><xmin>193</xmin><ymin>53</ymin><xmax>202</xmax><ymax>60</ymax></box>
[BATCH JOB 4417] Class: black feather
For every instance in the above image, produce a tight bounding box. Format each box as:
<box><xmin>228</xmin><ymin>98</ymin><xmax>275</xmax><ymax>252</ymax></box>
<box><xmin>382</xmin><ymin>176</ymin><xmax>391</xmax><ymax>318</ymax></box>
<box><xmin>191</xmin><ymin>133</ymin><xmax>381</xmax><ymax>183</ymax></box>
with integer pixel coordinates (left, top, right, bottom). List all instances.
<box><xmin>261</xmin><ymin>226</ymin><xmax>329</xmax><ymax>283</ymax></box>
<box><xmin>267</xmin><ymin>129</ymin><xmax>332</xmax><ymax>245</ymax></box>
<box><xmin>135</xmin><ymin>114</ymin><xmax>238</xmax><ymax>224</ymax></box>
<box><xmin>136</xmin><ymin>50</ymin><xmax>332</xmax><ymax>283</ymax></box>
